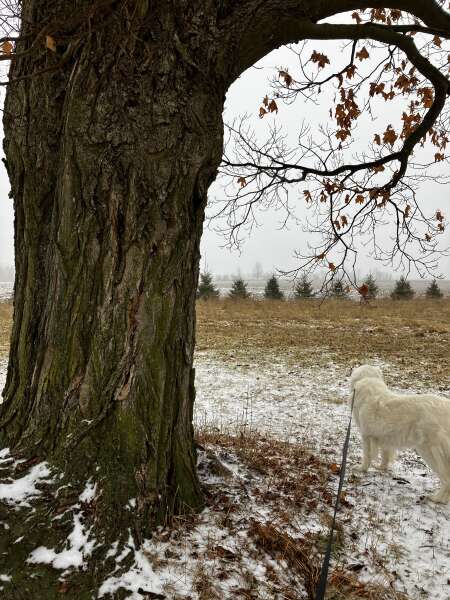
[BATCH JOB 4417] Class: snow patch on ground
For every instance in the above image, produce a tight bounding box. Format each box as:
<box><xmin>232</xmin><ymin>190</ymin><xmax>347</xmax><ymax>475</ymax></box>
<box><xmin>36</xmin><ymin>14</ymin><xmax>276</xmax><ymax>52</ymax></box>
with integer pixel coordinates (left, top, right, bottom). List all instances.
<box><xmin>27</xmin><ymin>512</ymin><xmax>97</xmax><ymax>572</ymax></box>
<box><xmin>99</xmin><ymin>534</ymin><xmax>166</xmax><ymax>599</ymax></box>
<box><xmin>0</xmin><ymin>357</ymin><xmax>8</xmax><ymax>402</ymax></box>
<box><xmin>79</xmin><ymin>479</ymin><xmax>97</xmax><ymax>503</ymax></box>
<box><xmin>0</xmin><ymin>455</ymin><xmax>53</xmax><ymax>508</ymax></box>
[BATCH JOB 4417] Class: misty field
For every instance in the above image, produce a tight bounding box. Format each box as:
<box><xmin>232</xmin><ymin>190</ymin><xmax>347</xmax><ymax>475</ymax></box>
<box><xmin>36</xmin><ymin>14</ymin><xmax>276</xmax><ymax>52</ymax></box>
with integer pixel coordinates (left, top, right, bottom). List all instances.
<box><xmin>0</xmin><ymin>298</ymin><xmax>449</xmax><ymax>599</ymax></box>
<box><xmin>196</xmin><ymin>297</ymin><xmax>450</xmax><ymax>387</ymax></box>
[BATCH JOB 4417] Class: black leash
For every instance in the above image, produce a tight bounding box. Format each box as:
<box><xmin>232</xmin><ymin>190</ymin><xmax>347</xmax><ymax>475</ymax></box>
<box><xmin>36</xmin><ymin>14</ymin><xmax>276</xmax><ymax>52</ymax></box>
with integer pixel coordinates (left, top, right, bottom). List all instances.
<box><xmin>315</xmin><ymin>390</ymin><xmax>355</xmax><ymax>600</ymax></box>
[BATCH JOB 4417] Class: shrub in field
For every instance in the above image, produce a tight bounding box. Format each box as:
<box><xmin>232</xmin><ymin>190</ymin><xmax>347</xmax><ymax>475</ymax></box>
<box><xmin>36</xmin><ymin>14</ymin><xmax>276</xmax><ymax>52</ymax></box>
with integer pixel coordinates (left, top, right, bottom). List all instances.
<box><xmin>197</xmin><ymin>272</ymin><xmax>220</xmax><ymax>300</ymax></box>
<box><xmin>363</xmin><ymin>274</ymin><xmax>379</xmax><ymax>299</ymax></box>
<box><xmin>264</xmin><ymin>275</ymin><xmax>284</xmax><ymax>300</ymax></box>
<box><xmin>329</xmin><ymin>280</ymin><xmax>349</xmax><ymax>299</ymax></box>
<box><xmin>391</xmin><ymin>276</ymin><xmax>415</xmax><ymax>300</ymax></box>
<box><xmin>426</xmin><ymin>279</ymin><xmax>443</xmax><ymax>299</ymax></box>
<box><xmin>294</xmin><ymin>274</ymin><xmax>315</xmax><ymax>299</ymax></box>
<box><xmin>229</xmin><ymin>278</ymin><xmax>251</xmax><ymax>299</ymax></box>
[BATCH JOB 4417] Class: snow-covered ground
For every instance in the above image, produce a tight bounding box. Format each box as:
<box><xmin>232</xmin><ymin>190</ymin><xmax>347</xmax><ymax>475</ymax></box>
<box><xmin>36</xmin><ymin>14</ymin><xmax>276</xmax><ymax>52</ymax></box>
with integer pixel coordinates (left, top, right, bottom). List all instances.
<box><xmin>0</xmin><ymin>353</ymin><xmax>449</xmax><ymax>599</ymax></box>
<box><xmin>194</xmin><ymin>353</ymin><xmax>450</xmax><ymax>600</ymax></box>
<box><xmin>0</xmin><ymin>358</ymin><xmax>6</xmax><ymax>392</ymax></box>
<box><xmin>0</xmin><ymin>282</ymin><xmax>13</xmax><ymax>302</ymax></box>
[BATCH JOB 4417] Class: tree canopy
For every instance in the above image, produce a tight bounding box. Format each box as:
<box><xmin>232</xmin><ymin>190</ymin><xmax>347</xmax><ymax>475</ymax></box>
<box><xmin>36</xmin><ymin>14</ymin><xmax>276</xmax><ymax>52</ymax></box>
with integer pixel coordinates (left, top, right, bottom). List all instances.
<box><xmin>1</xmin><ymin>3</ymin><xmax>448</xmax><ymax>291</ymax></box>
<box><xmin>215</xmin><ymin>1</ymin><xmax>450</xmax><ymax>289</ymax></box>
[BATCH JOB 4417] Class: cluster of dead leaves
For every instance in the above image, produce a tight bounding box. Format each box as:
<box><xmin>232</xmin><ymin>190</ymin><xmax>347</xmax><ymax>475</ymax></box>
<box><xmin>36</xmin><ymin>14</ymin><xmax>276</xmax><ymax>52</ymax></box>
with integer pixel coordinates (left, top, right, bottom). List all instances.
<box><xmin>1</xmin><ymin>40</ymin><xmax>13</xmax><ymax>54</ymax></box>
<box><xmin>382</xmin><ymin>124</ymin><xmax>398</xmax><ymax>146</ymax></box>
<box><xmin>259</xmin><ymin>94</ymin><xmax>278</xmax><ymax>118</ymax></box>
<box><xmin>436</xmin><ymin>210</ymin><xmax>445</xmax><ymax>232</ymax></box>
<box><xmin>279</xmin><ymin>69</ymin><xmax>293</xmax><ymax>88</ymax></box>
<box><xmin>334</xmin><ymin>215</ymin><xmax>349</xmax><ymax>231</ymax></box>
<box><xmin>417</xmin><ymin>86</ymin><xmax>434</xmax><ymax>109</ymax></box>
<box><xmin>369</xmin><ymin>82</ymin><xmax>395</xmax><ymax>101</ymax></box>
<box><xmin>355</xmin><ymin>46</ymin><xmax>370</xmax><ymax>61</ymax></box>
<box><xmin>352</xmin><ymin>8</ymin><xmax>402</xmax><ymax>25</ymax></box>
<box><xmin>335</xmin><ymin>88</ymin><xmax>361</xmax><ymax>142</ymax></box>
<box><xmin>311</xmin><ymin>50</ymin><xmax>330</xmax><ymax>69</ymax></box>
<box><xmin>429</xmin><ymin>127</ymin><xmax>449</xmax><ymax>152</ymax></box>
<box><xmin>394</xmin><ymin>72</ymin><xmax>419</xmax><ymax>95</ymax></box>
<box><xmin>400</xmin><ymin>111</ymin><xmax>421</xmax><ymax>139</ymax></box>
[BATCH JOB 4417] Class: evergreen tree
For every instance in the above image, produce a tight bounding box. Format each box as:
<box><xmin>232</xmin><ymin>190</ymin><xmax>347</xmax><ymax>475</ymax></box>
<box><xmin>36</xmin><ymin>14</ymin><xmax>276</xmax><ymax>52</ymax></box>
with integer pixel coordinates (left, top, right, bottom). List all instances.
<box><xmin>294</xmin><ymin>273</ymin><xmax>315</xmax><ymax>299</ymax></box>
<box><xmin>329</xmin><ymin>280</ymin><xmax>349</xmax><ymax>299</ymax></box>
<box><xmin>197</xmin><ymin>272</ymin><xmax>220</xmax><ymax>299</ymax></box>
<box><xmin>264</xmin><ymin>275</ymin><xmax>284</xmax><ymax>300</ymax></box>
<box><xmin>426</xmin><ymin>279</ymin><xmax>443</xmax><ymax>299</ymax></box>
<box><xmin>363</xmin><ymin>273</ymin><xmax>379</xmax><ymax>299</ymax></box>
<box><xmin>390</xmin><ymin>276</ymin><xmax>415</xmax><ymax>300</ymax></box>
<box><xmin>228</xmin><ymin>278</ymin><xmax>251</xmax><ymax>299</ymax></box>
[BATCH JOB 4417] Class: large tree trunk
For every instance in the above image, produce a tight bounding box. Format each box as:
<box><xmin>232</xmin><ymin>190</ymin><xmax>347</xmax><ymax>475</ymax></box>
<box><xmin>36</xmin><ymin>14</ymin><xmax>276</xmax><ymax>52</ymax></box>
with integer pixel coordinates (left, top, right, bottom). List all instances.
<box><xmin>5</xmin><ymin>0</ymin><xmax>437</xmax><ymax>544</ymax></box>
<box><xmin>0</xmin><ymin>1</ymin><xmax>225</xmax><ymax>536</ymax></box>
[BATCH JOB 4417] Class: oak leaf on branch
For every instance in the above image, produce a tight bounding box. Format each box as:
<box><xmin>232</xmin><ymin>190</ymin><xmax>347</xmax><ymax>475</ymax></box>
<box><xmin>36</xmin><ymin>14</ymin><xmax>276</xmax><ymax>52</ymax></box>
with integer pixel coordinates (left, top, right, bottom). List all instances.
<box><xmin>279</xmin><ymin>70</ymin><xmax>293</xmax><ymax>87</ymax></box>
<box><xmin>1</xmin><ymin>41</ymin><xmax>13</xmax><ymax>54</ymax></box>
<box><xmin>311</xmin><ymin>50</ymin><xmax>330</xmax><ymax>69</ymax></box>
<box><xmin>382</xmin><ymin>125</ymin><xmax>398</xmax><ymax>146</ymax></box>
<box><xmin>356</xmin><ymin>46</ymin><xmax>370</xmax><ymax>61</ymax></box>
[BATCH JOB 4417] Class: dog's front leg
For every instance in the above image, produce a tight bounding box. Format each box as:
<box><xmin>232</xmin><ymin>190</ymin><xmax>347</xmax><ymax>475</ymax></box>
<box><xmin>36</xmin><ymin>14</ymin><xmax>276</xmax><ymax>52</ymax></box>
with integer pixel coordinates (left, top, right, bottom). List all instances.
<box><xmin>356</xmin><ymin>436</ymin><xmax>373</xmax><ymax>472</ymax></box>
<box><xmin>377</xmin><ymin>448</ymin><xmax>395</xmax><ymax>471</ymax></box>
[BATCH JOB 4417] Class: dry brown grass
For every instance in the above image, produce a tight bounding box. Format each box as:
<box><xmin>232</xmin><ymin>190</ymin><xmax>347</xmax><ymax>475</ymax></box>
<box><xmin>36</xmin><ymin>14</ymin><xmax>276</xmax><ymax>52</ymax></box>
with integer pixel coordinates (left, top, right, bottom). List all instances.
<box><xmin>196</xmin><ymin>430</ymin><xmax>409</xmax><ymax>600</ymax></box>
<box><xmin>196</xmin><ymin>297</ymin><xmax>450</xmax><ymax>387</ymax></box>
<box><xmin>0</xmin><ymin>302</ymin><xmax>12</xmax><ymax>357</ymax></box>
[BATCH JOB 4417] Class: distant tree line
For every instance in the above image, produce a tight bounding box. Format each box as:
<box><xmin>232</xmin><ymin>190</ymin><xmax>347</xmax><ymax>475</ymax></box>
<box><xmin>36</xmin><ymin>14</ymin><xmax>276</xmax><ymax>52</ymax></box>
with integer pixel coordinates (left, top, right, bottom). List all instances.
<box><xmin>197</xmin><ymin>272</ymin><xmax>446</xmax><ymax>301</ymax></box>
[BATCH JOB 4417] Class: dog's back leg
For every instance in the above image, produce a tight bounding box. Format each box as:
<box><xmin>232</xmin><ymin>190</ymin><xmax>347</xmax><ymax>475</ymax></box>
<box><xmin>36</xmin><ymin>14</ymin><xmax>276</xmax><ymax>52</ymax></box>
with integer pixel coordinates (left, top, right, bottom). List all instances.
<box><xmin>418</xmin><ymin>442</ymin><xmax>450</xmax><ymax>504</ymax></box>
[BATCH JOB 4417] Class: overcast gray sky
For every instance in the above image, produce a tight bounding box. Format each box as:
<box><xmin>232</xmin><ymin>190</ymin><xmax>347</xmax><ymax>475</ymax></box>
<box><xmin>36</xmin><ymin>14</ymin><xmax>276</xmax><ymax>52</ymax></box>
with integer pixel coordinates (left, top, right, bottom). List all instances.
<box><xmin>0</xmin><ymin>41</ymin><xmax>449</xmax><ymax>279</ymax></box>
<box><xmin>202</xmin><ymin>43</ymin><xmax>450</xmax><ymax>279</ymax></box>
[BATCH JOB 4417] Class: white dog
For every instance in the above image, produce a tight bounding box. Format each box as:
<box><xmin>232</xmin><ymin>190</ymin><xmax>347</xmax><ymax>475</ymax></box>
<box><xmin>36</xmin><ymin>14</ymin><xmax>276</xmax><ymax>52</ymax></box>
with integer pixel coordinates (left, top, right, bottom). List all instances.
<box><xmin>350</xmin><ymin>364</ymin><xmax>450</xmax><ymax>504</ymax></box>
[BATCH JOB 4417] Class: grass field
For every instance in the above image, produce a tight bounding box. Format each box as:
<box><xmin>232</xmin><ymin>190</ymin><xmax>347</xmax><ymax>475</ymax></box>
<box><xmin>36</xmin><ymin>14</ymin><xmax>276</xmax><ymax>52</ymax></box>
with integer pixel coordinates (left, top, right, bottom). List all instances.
<box><xmin>196</xmin><ymin>297</ymin><xmax>450</xmax><ymax>389</ymax></box>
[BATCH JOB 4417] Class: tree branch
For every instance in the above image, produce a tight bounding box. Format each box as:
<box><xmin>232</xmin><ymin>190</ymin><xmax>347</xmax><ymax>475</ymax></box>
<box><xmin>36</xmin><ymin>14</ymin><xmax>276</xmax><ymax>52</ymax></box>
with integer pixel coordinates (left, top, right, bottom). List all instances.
<box><xmin>221</xmin><ymin>0</ymin><xmax>450</xmax><ymax>79</ymax></box>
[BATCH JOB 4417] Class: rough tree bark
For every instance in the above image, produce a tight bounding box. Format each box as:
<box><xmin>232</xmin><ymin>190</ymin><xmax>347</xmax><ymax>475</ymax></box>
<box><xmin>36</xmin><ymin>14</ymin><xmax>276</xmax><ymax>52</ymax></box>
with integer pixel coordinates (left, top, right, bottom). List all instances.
<box><xmin>1</xmin><ymin>0</ymin><xmax>449</xmax><ymax>541</ymax></box>
<box><xmin>1</xmin><ymin>0</ymin><xmax>228</xmax><ymax>536</ymax></box>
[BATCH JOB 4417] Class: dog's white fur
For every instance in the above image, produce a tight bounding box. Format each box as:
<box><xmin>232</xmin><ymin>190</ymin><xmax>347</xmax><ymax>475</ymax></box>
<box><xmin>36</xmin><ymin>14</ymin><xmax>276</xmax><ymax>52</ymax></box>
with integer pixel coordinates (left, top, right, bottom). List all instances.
<box><xmin>350</xmin><ymin>364</ymin><xmax>450</xmax><ymax>504</ymax></box>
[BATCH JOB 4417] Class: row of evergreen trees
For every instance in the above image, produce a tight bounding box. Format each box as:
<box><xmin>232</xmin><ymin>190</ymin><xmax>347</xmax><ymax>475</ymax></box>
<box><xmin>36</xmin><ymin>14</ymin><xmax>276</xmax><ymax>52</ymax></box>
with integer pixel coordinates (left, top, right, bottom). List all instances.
<box><xmin>197</xmin><ymin>272</ymin><xmax>445</xmax><ymax>300</ymax></box>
